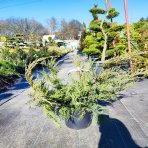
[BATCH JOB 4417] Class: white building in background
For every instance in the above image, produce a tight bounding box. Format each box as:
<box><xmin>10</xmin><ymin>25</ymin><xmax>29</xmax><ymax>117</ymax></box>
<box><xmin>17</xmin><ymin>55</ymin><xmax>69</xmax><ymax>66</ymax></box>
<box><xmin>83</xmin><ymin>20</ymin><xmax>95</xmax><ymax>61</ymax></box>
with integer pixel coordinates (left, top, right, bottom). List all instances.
<box><xmin>42</xmin><ymin>35</ymin><xmax>64</xmax><ymax>47</ymax></box>
<box><xmin>42</xmin><ymin>35</ymin><xmax>57</xmax><ymax>46</ymax></box>
<box><xmin>64</xmin><ymin>31</ymin><xmax>82</xmax><ymax>49</ymax></box>
<box><xmin>42</xmin><ymin>35</ymin><xmax>80</xmax><ymax>49</ymax></box>
<box><xmin>64</xmin><ymin>40</ymin><xmax>80</xmax><ymax>49</ymax></box>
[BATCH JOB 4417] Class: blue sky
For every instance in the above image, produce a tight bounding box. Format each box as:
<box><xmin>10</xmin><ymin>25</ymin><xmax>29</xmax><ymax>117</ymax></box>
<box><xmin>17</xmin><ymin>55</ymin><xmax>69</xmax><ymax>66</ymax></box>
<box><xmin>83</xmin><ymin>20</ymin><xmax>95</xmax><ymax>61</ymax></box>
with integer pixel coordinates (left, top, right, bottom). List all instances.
<box><xmin>0</xmin><ymin>0</ymin><xmax>147</xmax><ymax>28</ymax></box>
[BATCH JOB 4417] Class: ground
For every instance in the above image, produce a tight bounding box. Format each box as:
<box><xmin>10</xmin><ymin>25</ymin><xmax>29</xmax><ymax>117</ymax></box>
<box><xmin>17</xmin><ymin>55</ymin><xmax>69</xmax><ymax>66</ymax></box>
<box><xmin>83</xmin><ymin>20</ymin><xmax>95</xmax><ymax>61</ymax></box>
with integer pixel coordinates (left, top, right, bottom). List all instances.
<box><xmin>0</xmin><ymin>52</ymin><xmax>148</xmax><ymax>148</ymax></box>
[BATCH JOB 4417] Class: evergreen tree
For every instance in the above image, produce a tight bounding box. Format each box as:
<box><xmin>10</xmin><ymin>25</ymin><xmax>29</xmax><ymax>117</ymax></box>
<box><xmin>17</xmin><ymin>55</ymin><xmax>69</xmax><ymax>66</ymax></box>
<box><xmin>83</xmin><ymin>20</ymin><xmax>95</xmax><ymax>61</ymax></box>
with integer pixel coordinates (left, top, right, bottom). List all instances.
<box><xmin>82</xmin><ymin>4</ymin><xmax>124</xmax><ymax>58</ymax></box>
<box><xmin>107</xmin><ymin>8</ymin><xmax>119</xmax><ymax>23</ymax></box>
<box><xmin>140</xmin><ymin>17</ymin><xmax>145</xmax><ymax>22</ymax></box>
<box><xmin>133</xmin><ymin>18</ymin><xmax>148</xmax><ymax>50</ymax></box>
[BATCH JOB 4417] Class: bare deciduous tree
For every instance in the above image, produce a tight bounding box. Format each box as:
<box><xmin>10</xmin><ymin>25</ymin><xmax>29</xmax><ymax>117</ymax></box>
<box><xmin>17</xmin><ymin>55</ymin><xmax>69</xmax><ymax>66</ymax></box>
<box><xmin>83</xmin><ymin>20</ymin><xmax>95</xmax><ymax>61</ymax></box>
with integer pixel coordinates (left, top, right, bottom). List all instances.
<box><xmin>0</xmin><ymin>18</ymin><xmax>48</xmax><ymax>42</ymax></box>
<box><xmin>59</xmin><ymin>19</ymin><xmax>82</xmax><ymax>40</ymax></box>
<box><xmin>47</xmin><ymin>17</ymin><xmax>58</xmax><ymax>34</ymax></box>
<box><xmin>68</xmin><ymin>19</ymin><xmax>82</xmax><ymax>40</ymax></box>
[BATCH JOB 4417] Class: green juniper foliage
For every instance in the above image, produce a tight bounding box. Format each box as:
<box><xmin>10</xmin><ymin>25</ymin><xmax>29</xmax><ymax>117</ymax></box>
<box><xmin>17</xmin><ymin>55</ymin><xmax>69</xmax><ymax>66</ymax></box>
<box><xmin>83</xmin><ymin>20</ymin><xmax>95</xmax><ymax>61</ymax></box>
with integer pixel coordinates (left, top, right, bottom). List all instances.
<box><xmin>26</xmin><ymin>56</ymin><xmax>136</xmax><ymax>127</ymax></box>
<box><xmin>0</xmin><ymin>60</ymin><xmax>20</xmax><ymax>76</ymax></box>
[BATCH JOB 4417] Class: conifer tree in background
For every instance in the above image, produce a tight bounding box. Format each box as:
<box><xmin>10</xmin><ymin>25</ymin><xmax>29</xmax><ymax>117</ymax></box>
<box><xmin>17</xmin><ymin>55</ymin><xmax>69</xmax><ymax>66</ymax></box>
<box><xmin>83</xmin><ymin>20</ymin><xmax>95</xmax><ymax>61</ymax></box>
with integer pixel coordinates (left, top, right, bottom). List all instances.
<box><xmin>82</xmin><ymin>4</ymin><xmax>125</xmax><ymax>58</ymax></box>
<box><xmin>133</xmin><ymin>18</ymin><xmax>148</xmax><ymax>50</ymax></box>
<box><xmin>82</xmin><ymin>4</ymin><xmax>106</xmax><ymax>56</ymax></box>
<box><xmin>107</xmin><ymin>8</ymin><xmax>119</xmax><ymax>23</ymax></box>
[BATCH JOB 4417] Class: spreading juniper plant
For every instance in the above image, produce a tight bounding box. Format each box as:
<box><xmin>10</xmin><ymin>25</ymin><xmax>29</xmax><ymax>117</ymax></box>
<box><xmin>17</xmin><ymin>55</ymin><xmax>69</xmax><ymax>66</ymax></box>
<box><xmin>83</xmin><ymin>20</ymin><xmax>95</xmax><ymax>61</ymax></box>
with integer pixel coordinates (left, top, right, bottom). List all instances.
<box><xmin>25</xmin><ymin>53</ymin><xmax>142</xmax><ymax>128</ymax></box>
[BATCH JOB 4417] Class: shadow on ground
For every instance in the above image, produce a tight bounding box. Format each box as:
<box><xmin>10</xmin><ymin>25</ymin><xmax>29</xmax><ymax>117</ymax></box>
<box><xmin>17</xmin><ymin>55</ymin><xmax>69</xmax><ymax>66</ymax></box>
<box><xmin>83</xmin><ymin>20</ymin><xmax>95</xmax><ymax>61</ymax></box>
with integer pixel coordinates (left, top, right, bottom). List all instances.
<box><xmin>97</xmin><ymin>94</ymin><xmax>127</xmax><ymax>107</ymax></box>
<box><xmin>12</xmin><ymin>78</ymin><xmax>30</xmax><ymax>90</ymax></box>
<box><xmin>98</xmin><ymin>114</ymin><xmax>141</xmax><ymax>148</ymax></box>
<box><xmin>0</xmin><ymin>93</ymin><xmax>13</xmax><ymax>101</ymax></box>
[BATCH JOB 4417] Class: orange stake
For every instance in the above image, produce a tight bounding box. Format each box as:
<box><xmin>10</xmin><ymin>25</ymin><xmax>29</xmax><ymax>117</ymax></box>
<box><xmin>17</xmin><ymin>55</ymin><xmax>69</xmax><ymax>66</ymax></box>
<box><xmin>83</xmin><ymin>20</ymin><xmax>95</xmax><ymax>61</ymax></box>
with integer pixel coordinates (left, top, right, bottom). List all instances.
<box><xmin>107</xmin><ymin>0</ymin><xmax>111</xmax><ymax>9</ymax></box>
<box><xmin>123</xmin><ymin>0</ymin><xmax>133</xmax><ymax>74</ymax></box>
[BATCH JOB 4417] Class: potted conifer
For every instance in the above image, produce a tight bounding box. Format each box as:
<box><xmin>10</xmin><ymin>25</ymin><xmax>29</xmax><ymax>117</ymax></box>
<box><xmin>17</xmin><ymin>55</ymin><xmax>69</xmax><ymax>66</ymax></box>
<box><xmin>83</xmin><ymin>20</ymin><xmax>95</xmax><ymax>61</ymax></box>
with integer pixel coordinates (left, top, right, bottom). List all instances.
<box><xmin>25</xmin><ymin>54</ymin><xmax>137</xmax><ymax>129</ymax></box>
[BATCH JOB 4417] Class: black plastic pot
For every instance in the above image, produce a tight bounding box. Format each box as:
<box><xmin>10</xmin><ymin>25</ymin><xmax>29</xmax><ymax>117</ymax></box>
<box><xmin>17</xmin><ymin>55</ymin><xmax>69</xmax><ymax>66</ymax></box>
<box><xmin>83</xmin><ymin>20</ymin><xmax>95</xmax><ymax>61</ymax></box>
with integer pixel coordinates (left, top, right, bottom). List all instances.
<box><xmin>65</xmin><ymin>112</ymin><xmax>92</xmax><ymax>130</ymax></box>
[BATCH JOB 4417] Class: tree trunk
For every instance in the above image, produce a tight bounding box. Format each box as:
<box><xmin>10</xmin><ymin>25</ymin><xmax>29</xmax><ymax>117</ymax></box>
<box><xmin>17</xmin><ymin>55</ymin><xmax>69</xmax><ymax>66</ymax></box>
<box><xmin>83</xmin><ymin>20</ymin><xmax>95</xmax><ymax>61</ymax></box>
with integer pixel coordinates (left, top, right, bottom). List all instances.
<box><xmin>100</xmin><ymin>1</ymin><xmax>108</xmax><ymax>62</ymax></box>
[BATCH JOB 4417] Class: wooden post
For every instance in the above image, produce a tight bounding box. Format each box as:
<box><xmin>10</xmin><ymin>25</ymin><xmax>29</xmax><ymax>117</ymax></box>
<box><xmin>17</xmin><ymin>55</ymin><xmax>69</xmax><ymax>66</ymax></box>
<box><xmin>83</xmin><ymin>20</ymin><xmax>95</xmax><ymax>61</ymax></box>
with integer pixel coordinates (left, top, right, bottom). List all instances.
<box><xmin>107</xmin><ymin>0</ymin><xmax>111</xmax><ymax>9</ymax></box>
<box><xmin>123</xmin><ymin>0</ymin><xmax>133</xmax><ymax>73</ymax></box>
<box><xmin>123</xmin><ymin>0</ymin><xmax>131</xmax><ymax>53</ymax></box>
